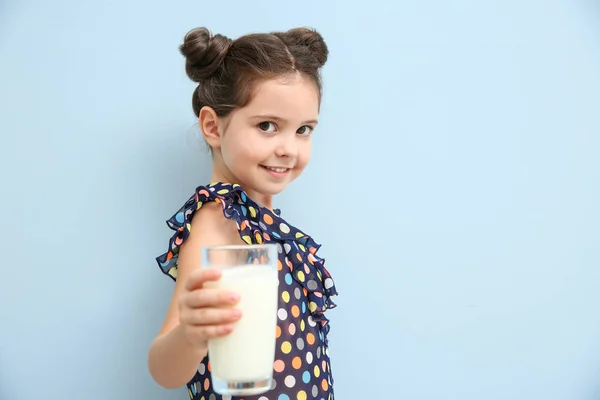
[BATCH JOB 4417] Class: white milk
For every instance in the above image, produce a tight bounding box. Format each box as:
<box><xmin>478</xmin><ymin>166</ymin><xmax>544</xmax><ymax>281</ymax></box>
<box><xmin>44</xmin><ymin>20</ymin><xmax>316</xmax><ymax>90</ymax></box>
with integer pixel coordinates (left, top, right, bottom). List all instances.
<box><xmin>205</xmin><ymin>265</ymin><xmax>279</xmax><ymax>383</ymax></box>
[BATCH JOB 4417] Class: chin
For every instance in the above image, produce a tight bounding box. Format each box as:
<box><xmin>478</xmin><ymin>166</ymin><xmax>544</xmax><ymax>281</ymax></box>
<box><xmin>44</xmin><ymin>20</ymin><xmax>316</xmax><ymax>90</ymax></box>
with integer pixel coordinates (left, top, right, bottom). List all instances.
<box><xmin>260</xmin><ymin>180</ymin><xmax>294</xmax><ymax>196</ymax></box>
<box><xmin>260</xmin><ymin>184</ymin><xmax>287</xmax><ymax>196</ymax></box>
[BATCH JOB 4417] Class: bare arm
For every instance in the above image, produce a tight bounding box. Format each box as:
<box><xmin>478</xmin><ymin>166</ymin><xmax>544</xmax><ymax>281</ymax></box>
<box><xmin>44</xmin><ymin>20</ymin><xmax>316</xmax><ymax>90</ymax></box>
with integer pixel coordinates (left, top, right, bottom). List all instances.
<box><xmin>148</xmin><ymin>202</ymin><xmax>244</xmax><ymax>389</ymax></box>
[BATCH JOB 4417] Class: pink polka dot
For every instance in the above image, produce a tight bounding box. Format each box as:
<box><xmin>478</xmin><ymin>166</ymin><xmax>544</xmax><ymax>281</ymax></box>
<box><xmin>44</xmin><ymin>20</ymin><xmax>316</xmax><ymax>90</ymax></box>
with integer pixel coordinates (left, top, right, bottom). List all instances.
<box><xmin>274</xmin><ymin>359</ymin><xmax>285</xmax><ymax>373</ymax></box>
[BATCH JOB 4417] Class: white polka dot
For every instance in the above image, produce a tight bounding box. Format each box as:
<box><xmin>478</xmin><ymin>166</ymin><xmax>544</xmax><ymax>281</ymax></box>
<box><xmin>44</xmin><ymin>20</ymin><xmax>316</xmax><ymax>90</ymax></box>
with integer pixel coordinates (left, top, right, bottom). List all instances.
<box><xmin>280</xmin><ymin>223</ymin><xmax>291</xmax><ymax>233</ymax></box>
<box><xmin>197</xmin><ymin>363</ymin><xmax>206</xmax><ymax>375</ymax></box>
<box><xmin>312</xmin><ymin>385</ymin><xmax>319</xmax><ymax>397</ymax></box>
<box><xmin>294</xmin><ymin>288</ymin><xmax>302</xmax><ymax>299</ymax></box>
<box><xmin>258</xmin><ymin>397</ymin><xmax>268</xmax><ymax>400</ymax></box>
<box><xmin>276</xmin><ymin>243</ymin><xmax>283</xmax><ymax>254</ymax></box>
<box><xmin>277</xmin><ymin>308</ymin><xmax>288</xmax><ymax>320</ymax></box>
<box><xmin>306</xmin><ymin>351</ymin><xmax>313</xmax><ymax>364</ymax></box>
<box><xmin>307</xmin><ymin>316</ymin><xmax>317</xmax><ymax>327</ymax></box>
<box><xmin>222</xmin><ymin>396</ymin><xmax>232</xmax><ymax>400</ymax></box>
<box><xmin>324</xmin><ymin>278</ymin><xmax>334</xmax><ymax>289</ymax></box>
<box><xmin>283</xmin><ymin>243</ymin><xmax>292</xmax><ymax>253</ymax></box>
<box><xmin>284</xmin><ymin>375</ymin><xmax>296</xmax><ymax>388</ymax></box>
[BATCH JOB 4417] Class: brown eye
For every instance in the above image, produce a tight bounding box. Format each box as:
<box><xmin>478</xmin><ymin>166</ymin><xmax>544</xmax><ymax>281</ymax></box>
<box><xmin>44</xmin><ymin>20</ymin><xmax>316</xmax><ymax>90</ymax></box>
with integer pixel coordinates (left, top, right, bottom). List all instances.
<box><xmin>258</xmin><ymin>122</ymin><xmax>277</xmax><ymax>132</ymax></box>
<box><xmin>297</xmin><ymin>125</ymin><xmax>313</xmax><ymax>136</ymax></box>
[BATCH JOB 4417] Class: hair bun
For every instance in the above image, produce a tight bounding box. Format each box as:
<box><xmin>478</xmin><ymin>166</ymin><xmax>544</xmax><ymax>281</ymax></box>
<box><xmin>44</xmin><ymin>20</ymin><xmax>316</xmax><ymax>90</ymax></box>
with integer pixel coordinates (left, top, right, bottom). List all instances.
<box><xmin>179</xmin><ymin>27</ymin><xmax>232</xmax><ymax>82</ymax></box>
<box><xmin>284</xmin><ymin>27</ymin><xmax>328</xmax><ymax>67</ymax></box>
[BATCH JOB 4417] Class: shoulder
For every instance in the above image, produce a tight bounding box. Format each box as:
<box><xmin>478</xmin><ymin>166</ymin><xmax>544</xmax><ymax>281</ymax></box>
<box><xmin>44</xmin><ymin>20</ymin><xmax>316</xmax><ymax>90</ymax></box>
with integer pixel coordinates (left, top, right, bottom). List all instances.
<box><xmin>155</xmin><ymin>185</ymin><xmax>246</xmax><ymax>280</ymax></box>
<box><xmin>187</xmin><ymin>200</ymin><xmax>241</xmax><ymax>248</ymax></box>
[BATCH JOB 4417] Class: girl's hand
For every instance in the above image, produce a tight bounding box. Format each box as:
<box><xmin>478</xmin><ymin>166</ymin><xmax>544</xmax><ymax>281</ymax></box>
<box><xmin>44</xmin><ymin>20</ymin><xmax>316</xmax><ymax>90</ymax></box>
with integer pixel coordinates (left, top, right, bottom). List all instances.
<box><xmin>178</xmin><ymin>268</ymin><xmax>242</xmax><ymax>349</ymax></box>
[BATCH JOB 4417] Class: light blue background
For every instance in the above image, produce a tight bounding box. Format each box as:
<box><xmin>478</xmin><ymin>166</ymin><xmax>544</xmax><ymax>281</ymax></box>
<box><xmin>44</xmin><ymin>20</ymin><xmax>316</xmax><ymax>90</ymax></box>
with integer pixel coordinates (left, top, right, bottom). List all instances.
<box><xmin>1</xmin><ymin>0</ymin><xmax>599</xmax><ymax>399</ymax></box>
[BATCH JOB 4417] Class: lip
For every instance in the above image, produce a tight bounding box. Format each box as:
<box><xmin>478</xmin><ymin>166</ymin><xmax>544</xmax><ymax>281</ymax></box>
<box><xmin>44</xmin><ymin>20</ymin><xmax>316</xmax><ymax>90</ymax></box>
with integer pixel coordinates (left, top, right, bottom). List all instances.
<box><xmin>261</xmin><ymin>165</ymin><xmax>292</xmax><ymax>178</ymax></box>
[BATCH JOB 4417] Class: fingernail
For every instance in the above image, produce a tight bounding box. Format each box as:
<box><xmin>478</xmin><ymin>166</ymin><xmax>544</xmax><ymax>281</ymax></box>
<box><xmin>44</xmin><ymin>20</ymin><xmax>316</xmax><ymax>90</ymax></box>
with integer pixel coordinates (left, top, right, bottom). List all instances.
<box><xmin>231</xmin><ymin>309</ymin><xmax>242</xmax><ymax>318</ymax></box>
<box><xmin>229</xmin><ymin>293</ymin><xmax>240</xmax><ymax>302</ymax></box>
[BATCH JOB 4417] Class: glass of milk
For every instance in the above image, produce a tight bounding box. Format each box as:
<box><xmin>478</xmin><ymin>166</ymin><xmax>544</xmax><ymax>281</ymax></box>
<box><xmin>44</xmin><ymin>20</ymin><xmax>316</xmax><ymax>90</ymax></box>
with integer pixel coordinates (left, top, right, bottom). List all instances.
<box><xmin>201</xmin><ymin>244</ymin><xmax>279</xmax><ymax>396</ymax></box>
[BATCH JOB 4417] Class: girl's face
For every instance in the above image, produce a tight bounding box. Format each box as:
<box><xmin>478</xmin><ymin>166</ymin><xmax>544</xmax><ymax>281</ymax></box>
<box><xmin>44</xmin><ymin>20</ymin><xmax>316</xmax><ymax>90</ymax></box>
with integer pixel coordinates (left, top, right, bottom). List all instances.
<box><xmin>209</xmin><ymin>74</ymin><xmax>320</xmax><ymax>206</ymax></box>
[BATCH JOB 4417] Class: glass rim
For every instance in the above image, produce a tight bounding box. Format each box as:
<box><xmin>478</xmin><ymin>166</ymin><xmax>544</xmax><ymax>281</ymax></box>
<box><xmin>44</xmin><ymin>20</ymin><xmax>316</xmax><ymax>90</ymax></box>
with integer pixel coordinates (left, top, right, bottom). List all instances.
<box><xmin>201</xmin><ymin>243</ymin><xmax>277</xmax><ymax>251</ymax></box>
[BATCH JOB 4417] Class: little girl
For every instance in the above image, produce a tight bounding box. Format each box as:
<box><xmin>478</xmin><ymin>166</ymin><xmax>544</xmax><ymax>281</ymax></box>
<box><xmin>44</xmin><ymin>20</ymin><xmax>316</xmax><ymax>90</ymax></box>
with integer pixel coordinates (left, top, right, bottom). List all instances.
<box><xmin>148</xmin><ymin>26</ymin><xmax>338</xmax><ymax>400</ymax></box>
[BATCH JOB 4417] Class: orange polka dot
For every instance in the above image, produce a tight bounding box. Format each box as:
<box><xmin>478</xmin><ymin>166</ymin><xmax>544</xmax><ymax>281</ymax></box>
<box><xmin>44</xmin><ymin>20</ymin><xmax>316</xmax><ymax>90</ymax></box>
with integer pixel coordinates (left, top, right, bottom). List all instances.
<box><xmin>273</xmin><ymin>359</ymin><xmax>285</xmax><ymax>372</ymax></box>
<box><xmin>307</xmin><ymin>333</ymin><xmax>315</xmax><ymax>345</ymax></box>
<box><xmin>303</xmin><ymin>288</ymin><xmax>308</xmax><ymax>296</ymax></box>
<box><xmin>240</xmin><ymin>220</ymin><xmax>247</xmax><ymax>230</ymax></box>
<box><xmin>321</xmin><ymin>378</ymin><xmax>328</xmax><ymax>391</ymax></box>
<box><xmin>207</xmin><ymin>361</ymin><xmax>211</xmax><ymax>371</ymax></box>
<box><xmin>296</xmin><ymin>253</ymin><xmax>303</xmax><ymax>262</ymax></box>
<box><xmin>264</xmin><ymin>214</ymin><xmax>274</xmax><ymax>224</ymax></box>
<box><xmin>291</xmin><ymin>305</ymin><xmax>300</xmax><ymax>318</ymax></box>
<box><xmin>277</xmin><ymin>260</ymin><xmax>283</xmax><ymax>271</ymax></box>
<box><xmin>276</xmin><ymin>325</ymin><xmax>281</xmax><ymax>338</ymax></box>
<box><xmin>204</xmin><ymin>377</ymin><xmax>210</xmax><ymax>391</ymax></box>
<box><xmin>292</xmin><ymin>356</ymin><xmax>302</xmax><ymax>369</ymax></box>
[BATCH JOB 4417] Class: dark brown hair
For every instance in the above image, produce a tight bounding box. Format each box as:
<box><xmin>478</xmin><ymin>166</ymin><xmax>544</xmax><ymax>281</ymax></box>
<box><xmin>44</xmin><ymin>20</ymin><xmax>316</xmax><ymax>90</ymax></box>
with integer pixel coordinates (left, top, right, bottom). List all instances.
<box><xmin>179</xmin><ymin>26</ymin><xmax>328</xmax><ymax>118</ymax></box>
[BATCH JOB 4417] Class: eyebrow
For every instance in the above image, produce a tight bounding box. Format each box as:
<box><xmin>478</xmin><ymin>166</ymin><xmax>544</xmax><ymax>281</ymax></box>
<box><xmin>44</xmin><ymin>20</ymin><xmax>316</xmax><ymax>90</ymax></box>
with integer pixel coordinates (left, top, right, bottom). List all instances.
<box><xmin>250</xmin><ymin>114</ymin><xmax>319</xmax><ymax>125</ymax></box>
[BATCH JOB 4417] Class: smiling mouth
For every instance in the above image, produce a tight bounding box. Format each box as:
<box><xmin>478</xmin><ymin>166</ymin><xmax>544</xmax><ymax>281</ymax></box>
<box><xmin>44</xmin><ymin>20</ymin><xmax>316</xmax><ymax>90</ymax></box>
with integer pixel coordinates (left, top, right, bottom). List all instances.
<box><xmin>261</xmin><ymin>165</ymin><xmax>291</xmax><ymax>173</ymax></box>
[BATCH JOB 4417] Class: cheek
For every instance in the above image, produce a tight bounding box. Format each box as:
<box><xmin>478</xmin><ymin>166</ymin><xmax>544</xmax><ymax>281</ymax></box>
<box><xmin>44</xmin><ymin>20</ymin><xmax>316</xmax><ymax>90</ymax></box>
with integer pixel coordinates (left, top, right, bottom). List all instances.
<box><xmin>221</xmin><ymin>132</ymin><xmax>261</xmax><ymax>169</ymax></box>
<box><xmin>297</xmin><ymin>142</ymin><xmax>312</xmax><ymax>169</ymax></box>
<box><xmin>221</xmin><ymin>127</ymin><xmax>245</xmax><ymax>156</ymax></box>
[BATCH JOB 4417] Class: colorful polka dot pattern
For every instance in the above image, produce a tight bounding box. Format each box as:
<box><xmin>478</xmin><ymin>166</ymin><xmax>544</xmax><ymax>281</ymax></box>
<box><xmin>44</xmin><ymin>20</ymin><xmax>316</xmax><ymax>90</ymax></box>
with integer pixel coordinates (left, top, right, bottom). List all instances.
<box><xmin>156</xmin><ymin>182</ymin><xmax>338</xmax><ymax>400</ymax></box>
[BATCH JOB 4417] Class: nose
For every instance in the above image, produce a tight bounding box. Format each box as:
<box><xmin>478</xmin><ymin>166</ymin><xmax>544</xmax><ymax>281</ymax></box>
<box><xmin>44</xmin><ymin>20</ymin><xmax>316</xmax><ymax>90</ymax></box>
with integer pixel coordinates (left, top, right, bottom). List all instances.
<box><xmin>275</xmin><ymin>132</ymin><xmax>298</xmax><ymax>158</ymax></box>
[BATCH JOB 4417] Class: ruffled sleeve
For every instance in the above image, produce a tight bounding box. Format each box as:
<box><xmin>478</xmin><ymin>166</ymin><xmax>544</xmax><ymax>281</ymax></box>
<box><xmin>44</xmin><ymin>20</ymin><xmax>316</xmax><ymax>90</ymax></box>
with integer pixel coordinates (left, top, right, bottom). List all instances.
<box><xmin>155</xmin><ymin>182</ymin><xmax>338</xmax><ymax>332</ymax></box>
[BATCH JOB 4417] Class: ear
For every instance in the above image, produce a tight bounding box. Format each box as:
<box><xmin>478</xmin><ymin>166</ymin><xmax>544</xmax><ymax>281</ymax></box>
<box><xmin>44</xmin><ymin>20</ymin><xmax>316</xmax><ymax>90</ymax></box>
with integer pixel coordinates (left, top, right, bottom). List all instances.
<box><xmin>199</xmin><ymin>106</ymin><xmax>222</xmax><ymax>149</ymax></box>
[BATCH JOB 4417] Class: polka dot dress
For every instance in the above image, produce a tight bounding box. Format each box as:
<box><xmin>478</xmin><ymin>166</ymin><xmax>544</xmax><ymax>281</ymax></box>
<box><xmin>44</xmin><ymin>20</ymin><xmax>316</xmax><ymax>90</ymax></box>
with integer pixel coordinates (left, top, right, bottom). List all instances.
<box><xmin>156</xmin><ymin>182</ymin><xmax>338</xmax><ymax>400</ymax></box>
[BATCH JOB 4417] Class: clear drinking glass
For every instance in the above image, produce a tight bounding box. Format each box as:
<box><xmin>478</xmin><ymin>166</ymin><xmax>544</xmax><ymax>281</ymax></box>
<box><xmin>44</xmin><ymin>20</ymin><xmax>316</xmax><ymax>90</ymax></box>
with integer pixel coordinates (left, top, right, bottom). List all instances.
<box><xmin>201</xmin><ymin>244</ymin><xmax>279</xmax><ymax>396</ymax></box>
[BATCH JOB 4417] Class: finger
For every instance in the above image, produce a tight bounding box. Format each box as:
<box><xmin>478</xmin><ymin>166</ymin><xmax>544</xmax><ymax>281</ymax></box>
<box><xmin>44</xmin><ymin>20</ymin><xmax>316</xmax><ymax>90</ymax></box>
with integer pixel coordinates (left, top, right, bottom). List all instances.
<box><xmin>183</xmin><ymin>308</ymin><xmax>242</xmax><ymax>326</ymax></box>
<box><xmin>185</xmin><ymin>268</ymin><xmax>221</xmax><ymax>291</ymax></box>
<box><xmin>188</xmin><ymin>324</ymin><xmax>236</xmax><ymax>344</ymax></box>
<box><xmin>185</xmin><ymin>288</ymin><xmax>240</xmax><ymax>308</ymax></box>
